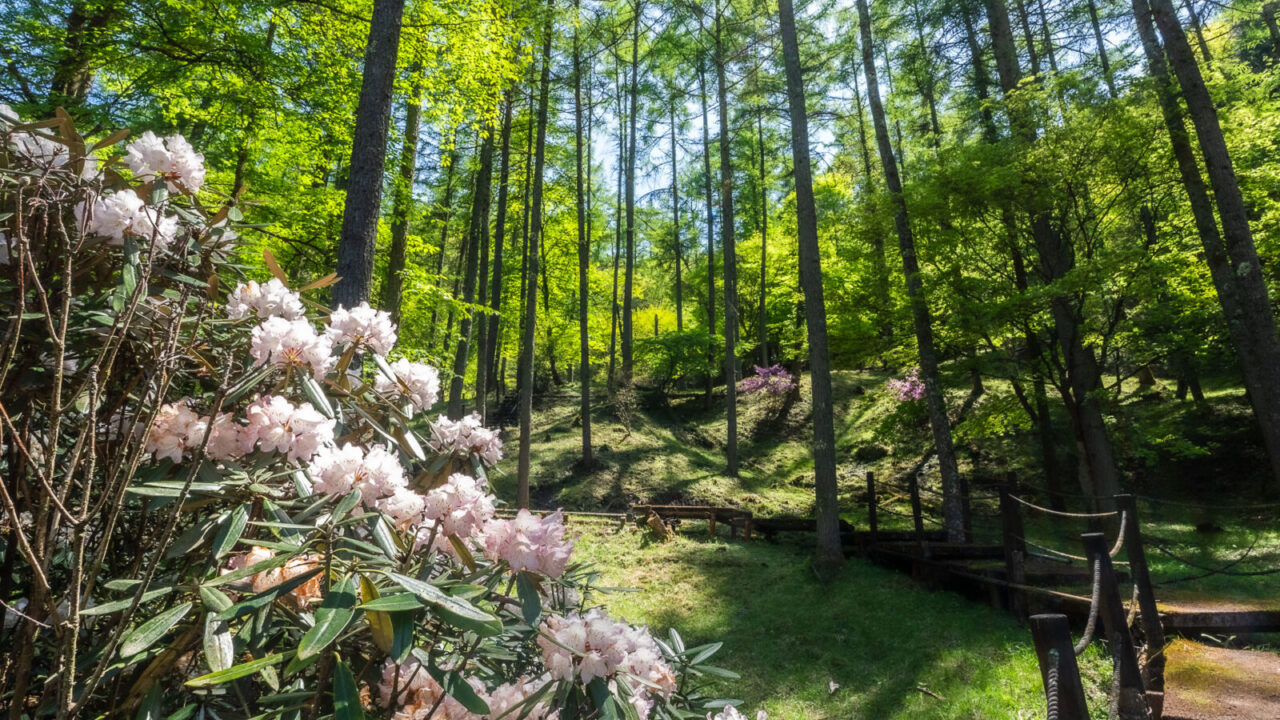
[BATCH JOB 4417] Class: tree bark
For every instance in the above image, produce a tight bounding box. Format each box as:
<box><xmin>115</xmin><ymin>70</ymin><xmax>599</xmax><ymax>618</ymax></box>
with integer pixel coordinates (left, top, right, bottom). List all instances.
<box><xmin>518</xmin><ymin>18</ymin><xmax>553</xmax><ymax>509</ymax></box>
<box><xmin>429</xmin><ymin>153</ymin><xmax>458</xmax><ymax>343</ymax></box>
<box><xmin>1138</xmin><ymin>0</ymin><xmax>1280</xmax><ymax>489</ymax></box>
<box><xmin>757</xmin><ymin>111</ymin><xmax>768</xmax><ymax>365</ymax></box>
<box><xmin>622</xmin><ymin>0</ymin><xmax>642</xmax><ymax>384</ymax></box>
<box><xmin>857</xmin><ymin>0</ymin><xmax>966</xmax><ymax>540</ymax></box>
<box><xmin>699</xmin><ymin>63</ymin><xmax>718</xmax><ymax>405</ymax></box>
<box><xmin>672</xmin><ymin>100</ymin><xmax>685</xmax><ymax>333</ymax></box>
<box><xmin>384</xmin><ymin>70</ymin><xmax>425</xmax><ymax>322</ymax></box>
<box><xmin>480</xmin><ymin>98</ymin><xmax>514</xmax><ymax>418</ymax></box>
<box><xmin>49</xmin><ymin>1</ymin><xmax>117</xmax><ymax>108</ymax></box>
<box><xmin>1086</xmin><ymin>0</ymin><xmax>1117</xmax><ymax>96</ymax></box>
<box><xmin>448</xmin><ymin>134</ymin><xmax>494</xmax><ymax>418</ymax></box>
<box><xmin>609</xmin><ymin>55</ymin><xmax>626</xmax><ymax>393</ymax></box>
<box><xmin>334</xmin><ymin>0</ymin><xmax>407</xmax><ymax>309</ymax></box>
<box><xmin>714</xmin><ymin>2</ymin><xmax>740</xmax><ymax>476</ymax></box>
<box><xmin>779</xmin><ymin>0</ymin><xmax>844</xmax><ymax>571</ymax></box>
<box><xmin>574</xmin><ymin>2</ymin><xmax>594</xmax><ymax>466</ymax></box>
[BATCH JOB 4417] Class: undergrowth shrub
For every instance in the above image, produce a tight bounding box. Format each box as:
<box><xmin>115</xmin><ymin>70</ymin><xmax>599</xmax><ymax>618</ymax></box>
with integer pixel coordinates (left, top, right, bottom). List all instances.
<box><xmin>0</xmin><ymin>110</ymin><xmax>746</xmax><ymax>720</ymax></box>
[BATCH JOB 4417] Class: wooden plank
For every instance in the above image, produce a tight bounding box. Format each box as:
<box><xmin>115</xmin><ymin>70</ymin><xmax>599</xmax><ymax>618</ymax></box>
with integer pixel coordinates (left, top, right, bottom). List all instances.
<box><xmin>1160</xmin><ymin>610</ymin><xmax>1280</xmax><ymax>634</ymax></box>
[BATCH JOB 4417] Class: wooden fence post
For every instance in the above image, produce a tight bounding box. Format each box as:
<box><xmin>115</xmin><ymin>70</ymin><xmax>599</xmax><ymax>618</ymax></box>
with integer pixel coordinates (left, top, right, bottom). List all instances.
<box><xmin>1117</xmin><ymin>494</ymin><xmax>1166</xmax><ymax>702</ymax></box>
<box><xmin>865</xmin><ymin>471</ymin><xmax>878</xmax><ymax>544</ymax></box>
<box><xmin>907</xmin><ymin>471</ymin><xmax>927</xmax><ymax>557</ymax></box>
<box><xmin>1029</xmin><ymin>614</ymin><xmax>1090</xmax><ymax>720</ymax></box>
<box><xmin>1000</xmin><ymin>478</ymin><xmax>1027</xmax><ymax>619</ymax></box>
<box><xmin>1082</xmin><ymin>531</ymin><xmax>1149</xmax><ymax>720</ymax></box>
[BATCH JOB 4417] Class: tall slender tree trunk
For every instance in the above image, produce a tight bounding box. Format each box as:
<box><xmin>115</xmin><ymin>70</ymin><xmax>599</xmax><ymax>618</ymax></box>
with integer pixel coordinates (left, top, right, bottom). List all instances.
<box><xmin>1036</xmin><ymin>0</ymin><xmax>1060</xmax><ymax>72</ymax></box>
<box><xmin>622</xmin><ymin>0</ymin><xmax>642</xmax><ymax>384</ymax></box>
<box><xmin>987</xmin><ymin>0</ymin><xmax>1123</xmax><ymax>505</ymax></box>
<box><xmin>518</xmin><ymin>18</ymin><xmax>553</xmax><ymax>509</ymax></box>
<box><xmin>1013</xmin><ymin>0</ymin><xmax>1043</xmax><ymax>76</ymax></box>
<box><xmin>516</xmin><ymin>85</ymin><xmax>537</xmax><ymax>397</ymax></box>
<box><xmin>480</xmin><ymin>100</ymin><xmax>514</xmax><ymax>418</ymax></box>
<box><xmin>699</xmin><ymin>64</ymin><xmax>717</xmax><ymax>405</ymax></box>
<box><xmin>757</xmin><ymin>111</ymin><xmax>769</xmax><ymax>365</ymax></box>
<box><xmin>334</xmin><ymin>0</ymin><xmax>408</xmax><ymax>308</ymax></box>
<box><xmin>428</xmin><ymin>154</ymin><xmax>458</xmax><ymax>343</ymax></box>
<box><xmin>671</xmin><ymin>101</ymin><xmax>685</xmax><ymax>332</ymax></box>
<box><xmin>857</xmin><ymin>0</ymin><xmax>965</xmax><ymax>540</ymax></box>
<box><xmin>49</xmin><ymin>0</ymin><xmax>117</xmax><ymax>108</ymax></box>
<box><xmin>779</xmin><ymin>0</ymin><xmax>844</xmax><ymax>571</ymax></box>
<box><xmin>1183</xmin><ymin>0</ymin><xmax>1214</xmax><ymax>65</ymax></box>
<box><xmin>448</xmin><ymin>135</ymin><xmax>494</xmax><ymax>418</ymax></box>
<box><xmin>1138</xmin><ymin>0</ymin><xmax>1280</xmax><ymax>489</ymax></box>
<box><xmin>1086</xmin><ymin>0</ymin><xmax>1116</xmax><ymax>95</ymax></box>
<box><xmin>609</xmin><ymin>59</ymin><xmax>626</xmax><ymax>393</ymax></box>
<box><xmin>851</xmin><ymin>71</ymin><xmax>892</xmax><ymax>348</ymax></box>
<box><xmin>573</xmin><ymin>4</ymin><xmax>594</xmax><ymax>466</ymax></box>
<box><xmin>714</xmin><ymin>5</ymin><xmax>740</xmax><ymax>476</ymax></box>
<box><xmin>384</xmin><ymin>70</ymin><xmax>425</xmax><ymax>321</ymax></box>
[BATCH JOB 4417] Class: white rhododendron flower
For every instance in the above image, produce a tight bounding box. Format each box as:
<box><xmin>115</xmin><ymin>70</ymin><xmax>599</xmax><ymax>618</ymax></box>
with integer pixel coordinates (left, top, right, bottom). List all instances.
<box><xmin>238</xmin><ymin>395</ymin><xmax>334</xmax><ymax>462</ymax></box>
<box><xmin>428</xmin><ymin>413</ymin><xmax>503</xmax><ymax>465</ymax></box>
<box><xmin>420</xmin><ymin>473</ymin><xmax>494</xmax><ymax>539</ymax></box>
<box><xmin>145</xmin><ymin>401</ymin><xmax>203</xmax><ymax>463</ymax></box>
<box><xmin>481</xmin><ymin>509</ymin><xmax>574</xmax><ymax>578</ymax></box>
<box><xmin>123</xmin><ymin>130</ymin><xmax>206</xmax><ymax>194</ymax></box>
<box><xmin>250</xmin><ymin>316</ymin><xmax>335</xmax><ymax>378</ymax></box>
<box><xmin>326</xmin><ymin>302</ymin><xmax>397</xmax><ymax>355</ymax></box>
<box><xmin>227</xmin><ymin>279</ymin><xmax>305</xmax><ymax>321</ymax></box>
<box><xmin>75</xmin><ymin>189</ymin><xmax>179</xmax><ymax>247</ymax></box>
<box><xmin>538</xmin><ymin>609</ymin><xmax>677</xmax><ymax>698</ymax></box>
<box><xmin>375</xmin><ymin>358</ymin><xmax>440</xmax><ymax>414</ymax></box>
<box><xmin>486</xmin><ymin>676</ymin><xmax>555</xmax><ymax>720</ymax></box>
<box><xmin>306</xmin><ymin>443</ymin><xmax>408</xmax><ymax>508</ymax></box>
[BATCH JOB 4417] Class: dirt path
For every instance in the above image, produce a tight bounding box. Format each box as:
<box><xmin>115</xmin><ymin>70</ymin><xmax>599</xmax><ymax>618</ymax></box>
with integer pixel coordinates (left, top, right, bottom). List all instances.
<box><xmin>1162</xmin><ymin>638</ymin><xmax>1280</xmax><ymax>719</ymax></box>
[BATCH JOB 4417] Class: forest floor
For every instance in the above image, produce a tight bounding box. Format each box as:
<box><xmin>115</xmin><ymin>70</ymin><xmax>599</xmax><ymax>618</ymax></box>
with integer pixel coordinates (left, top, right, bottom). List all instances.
<box><xmin>490</xmin><ymin>369</ymin><xmax>1280</xmax><ymax>717</ymax></box>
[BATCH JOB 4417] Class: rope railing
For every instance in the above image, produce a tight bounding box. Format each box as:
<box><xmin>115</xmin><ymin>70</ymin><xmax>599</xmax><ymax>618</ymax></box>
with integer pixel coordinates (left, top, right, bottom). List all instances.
<box><xmin>1008</xmin><ymin>494</ymin><xmax>1120</xmax><ymax>519</ymax></box>
<box><xmin>1074</xmin><ymin>558</ymin><xmax>1102</xmax><ymax>656</ymax></box>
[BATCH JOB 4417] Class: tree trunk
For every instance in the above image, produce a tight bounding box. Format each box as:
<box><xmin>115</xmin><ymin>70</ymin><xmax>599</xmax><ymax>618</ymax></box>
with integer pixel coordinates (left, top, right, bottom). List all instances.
<box><xmin>857</xmin><ymin>0</ymin><xmax>966</xmax><ymax>540</ymax></box>
<box><xmin>672</xmin><ymin>100</ymin><xmax>685</xmax><ymax>333</ymax></box>
<box><xmin>1138</xmin><ymin>0</ymin><xmax>1280</xmax><ymax>489</ymax></box>
<box><xmin>574</xmin><ymin>5</ymin><xmax>594</xmax><ymax>466</ymax></box>
<box><xmin>334</xmin><ymin>0</ymin><xmax>407</xmax><ymax>309</ymax></box>
<box><xmin>384</xmin><ymin>70</ymin><xmax>425</xmax><ymax>322</ymax></box>
<box><xmin>516</xmin><ymin>84</ymin><xmax>537</xmax><ymax>397</ymax></box>
<box><xmin>480</xmin><ymin>98</ymin><xmax>514</xmax><ymax>418</ymax></box>
<box><xmin>1036</xmin><ymin>0</ymin><xmax>1060</xmax><ymax>72</ymax></box>
<box><xmin>1184</xmin><ymin>0</ymin><xmax>1214</xmax><ymax>65</ymax></box>
<box><xmin>851</xmin><ymin>71</ymin><xmax>893</xmax><ymax>348</ymax></box>
<box><xmin>429</xmin><ymin>154</ymin><xmax>458</xmax><ymax>343</ymax></box>
<box><xmin>609</xmin><ymin>57</ymin><xmax>626</xmax><ymax>393</ymax></box>
<box><xmin>448</xmin><ymin>134</ymin><xmax>494</xmax><ymax>418</ymax></box>
<box><xmin>699</xmin><ymin>63</ymin><xmax>717</xmax><ymax>405</ymax></box>
<box><xmin>1086</xmin><ymin>0</ymin><xmax>1116</xmax><ymax>96</ymax></box>
<box><xmin>49</xmin><ymin>1</ymin><xmax>117</xmax><ymax>108</ymax></box>
<box><xmin>714</xmin><ymin>4</ymin><xmax>740</xmax><ymax>476</ymax></box>
<box><xmin>757</xmin><ymin>111</ymin><xmax>769</xmax><ymax>366</ymax></box>
<box><xmin>779</xmin><ymin>0</ymin><xmax>844</xmax><ymax>572</ymax></box>
<box><xmin>518</xmin><ymin>19</ymin><xmax>553</xmax><ymax>509</ymax></box>
<box><xmin>622</xmin><ymin>0</ymin><xmax>642</xmax><ymax>385</ymax></box>
<box><xmin>1013</xmin><ymin>0</ymin><xmax>1042</xmax><ymax>77</ymax></box>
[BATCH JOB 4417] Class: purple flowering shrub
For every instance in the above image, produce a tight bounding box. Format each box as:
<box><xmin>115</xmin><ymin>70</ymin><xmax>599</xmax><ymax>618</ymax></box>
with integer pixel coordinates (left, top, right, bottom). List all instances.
<box><xmin>886</xmin><ymin>368</ymin><xmax>926</xmax><ymax>402</ymax></box>
<box><xmin>738</xmin><ymin>364</ymin><xmax>798</xmax><ymax>397</ymax></box>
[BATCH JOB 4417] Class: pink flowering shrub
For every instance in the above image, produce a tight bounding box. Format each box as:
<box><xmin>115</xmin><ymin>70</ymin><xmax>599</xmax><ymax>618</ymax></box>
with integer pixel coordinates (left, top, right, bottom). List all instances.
<box><xmin>737</xmin><ymin>365</ymin><xmax>797</xmax><ymax>397</ymax></box>
<box><xmin>886</xmin><ymin>368</ymin><xmax>927</xmax><ymax>402</ymax></box>
<box><xmin>0</xmin><ymin>114</ymin><xmax>740</xmax><ymax>719</ymax></box>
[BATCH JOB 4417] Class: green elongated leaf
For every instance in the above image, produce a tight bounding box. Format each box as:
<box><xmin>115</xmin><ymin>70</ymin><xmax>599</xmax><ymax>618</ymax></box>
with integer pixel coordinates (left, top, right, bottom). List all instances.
<box><xmin>204</xmin><ymin>550</ymin><xmax>293</xmax><ymax>587</ymax></box>
<box><xmin>446</xmin><ymin>584</ymin><xmax>488</xmax><ymax>599</ymax></box>
<box><xmin>119</xmin><ymin>602</ymin><xmax>193</xmax><ymax>657</ymax></box>
<box><xmin>385</xmin><ymin>573</ymin><xmax>502</xmax><ymax>637</ymax></box>
<box><xmin>425</xmin><ymin>664</ymin><xmax>491</xmax><ymax>716</ymax></box>
<box><xmin>104</xmin><ymin>578</ymin><xmax>142</xmax><ymax>592</ymax></box>
<box><xmin>129</xmin><ymin>482</ymin><xmax>224</xmax><ymax>498</ymax></box>
<box><xmin>80</xmin><ymin>586</ymin><xmax>172</xmax><ymax>616</ymax></box>
<box><xmin>226</xmin><ymin>365</ymin><xmax>275</xmax><ymax>403</ymax></box>
<box><xmin>357</xmin><ymin>594</ymin><xmax>424</xmax><ymax>612</ymax></box>
<box><xmin>668</xmin><ymin>628</ymin><xmax>684</xmax><ymax>654</ymax></box>
<box><xmin>135</xmin><ymin>684</ymin><xmax>162</xmax><ymax>720</ymax></box>
<box><xmin>203</xmin><ymin>611</ymin><xmax>235</xmax><ymax>672</ymax></box>
<box><xmin>218</xmin><ymin>567</ymin><xmax>322</xmax><ymax>620</ymax></box>
<box><xmin>256</xmin><ymin>690</ymin><xmax>315</xmax><ymax>706</ymax></box>
<box><xmin>185</xmin><ymin>653</ymin><xmax>286</xmax><ymax>688</ymax></box>
<box><xmin>164</xmin><ymin>705</ymin><xmax>197</xmax><ymax>720</ymax></box>
<box><xmin>297</xmin><ymin>575</ymin><xmax>358</xmax><ymax>661</ymax></box>
<box><xmin>199</xmin><ymin>586</ymin><xmax>233</xmax><ymax>612</ymax></box>
<box><xmin>333</xmin><ymin>659</ymin><xmax>365</xmax><ymax>720</ymax></box>
<box><xmin>690</xmin><ymin>665</ymin><xmax>739</xmax><ymax>679</ymax></box>
<box><xmin>330</xmin><ymin>489</ymin><xmax>362</xmax><ymax>524</ymax></box>
<box><xmin>301</xmin><ymin>374</ymin><xmax>334</xmax><ymax>418</ymax></box>
<box><xmin>515</xmin><ymin>572</ymin><xmax>542</xmax><ymax>626</ymax></box>
<box><xmin>686</xmin><ymin>641</ymin><xmax>723</xmax><ymax>665</ymax></box>
<box><xmin>370</xmin><ymin>515</ymin><xmax>401</xmax><ymax>559</ymax></box>
<box><xmin>212</xmin><ymin>505</ymin><xmax>250</xmax><ymax>560</ymax></box>
<box><xmin>390</xmin><ymin>611</ymin><xmax>415</xmax><ymax>663</ymax></box>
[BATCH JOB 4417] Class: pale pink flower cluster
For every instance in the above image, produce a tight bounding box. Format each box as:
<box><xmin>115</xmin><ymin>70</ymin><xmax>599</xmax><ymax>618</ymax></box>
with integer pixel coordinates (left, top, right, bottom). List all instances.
<box><xmin>538</xmin><ymin>610</ymin><xmax>677</xmax><ymax>700</ymax></box>
<box><xmin>227</xmin><ymin>279</ymin><xmax>305</xmax><ymax>321</ymax></box>
<box><xmin>887</xmin><ymin>368</ymin><xmax>926</xmax><ymax>402</ymax></box>
<box><xmin>123</xmin><ymin>130</ymin><xmax>206</xmax><ymax>194</ymax></box>
<box><xmin>239</xmin><ymin>395</ymin><xmax>334</xmax><ymax>462</ymax></box>
<box><xmin>481</xmin><ymin>510</ymin><xmax>574</xmax><ymax>578</ymax></box>
<box><xmin>428</xmin><ymin>413</ymin><xmax>503</xmax><ymax>466</ymax></box>
<box><xmin>326</xmin><ymin>302</ymin><xmax>397</xmax><ymax>355</ymax></box>
<box><xmin>306</xmin><ymin>443</ymin><xmax>415</xmax><ymax>517</ymax></box>
<box><xmin>421</xmin><ymin>473</ymin><xmax>494</xmax><ymax>539</ymax></box>
<box><xmin>377</xmin><ymin>657</ymin><xmax>483</xmax><ymax>720</ymax></box>
<box><xmin>485</xmin><ymin>676</ymin><xmax>555</xmax><ymax>720</ymax></box>
<box><xmin>375</xmin><ymin>358</ymin><xmax>441</xmax><ymax>414</ymax></box>
<box><xmin>250</xmin><ymin>316</ymin><xmax>335</xmax><ymax>378</ymax></box>
<box><xmin>145</xmin><ymin>401</ymin><xmax>239</xmax><ymax>462</ymax></box>
<box><xmin>76</xmin><ymin>190</ymin><xmax>179</xmax><ymax>247</ymax></box>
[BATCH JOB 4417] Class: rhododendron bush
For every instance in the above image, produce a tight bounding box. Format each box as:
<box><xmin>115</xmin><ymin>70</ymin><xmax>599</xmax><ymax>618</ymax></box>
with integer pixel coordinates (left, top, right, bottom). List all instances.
<box><xmin>0</xmin><ymin>113</ymin><xmax>742</xmax><ymax>719</ymax></box>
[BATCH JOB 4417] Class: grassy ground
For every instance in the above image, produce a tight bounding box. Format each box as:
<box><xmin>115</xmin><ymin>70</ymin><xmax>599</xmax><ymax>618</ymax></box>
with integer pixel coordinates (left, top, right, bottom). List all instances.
<box><xmin>567</xmin><ymin>520</ymin><xmax>1114</xmax><ymax>719</ymax></box>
